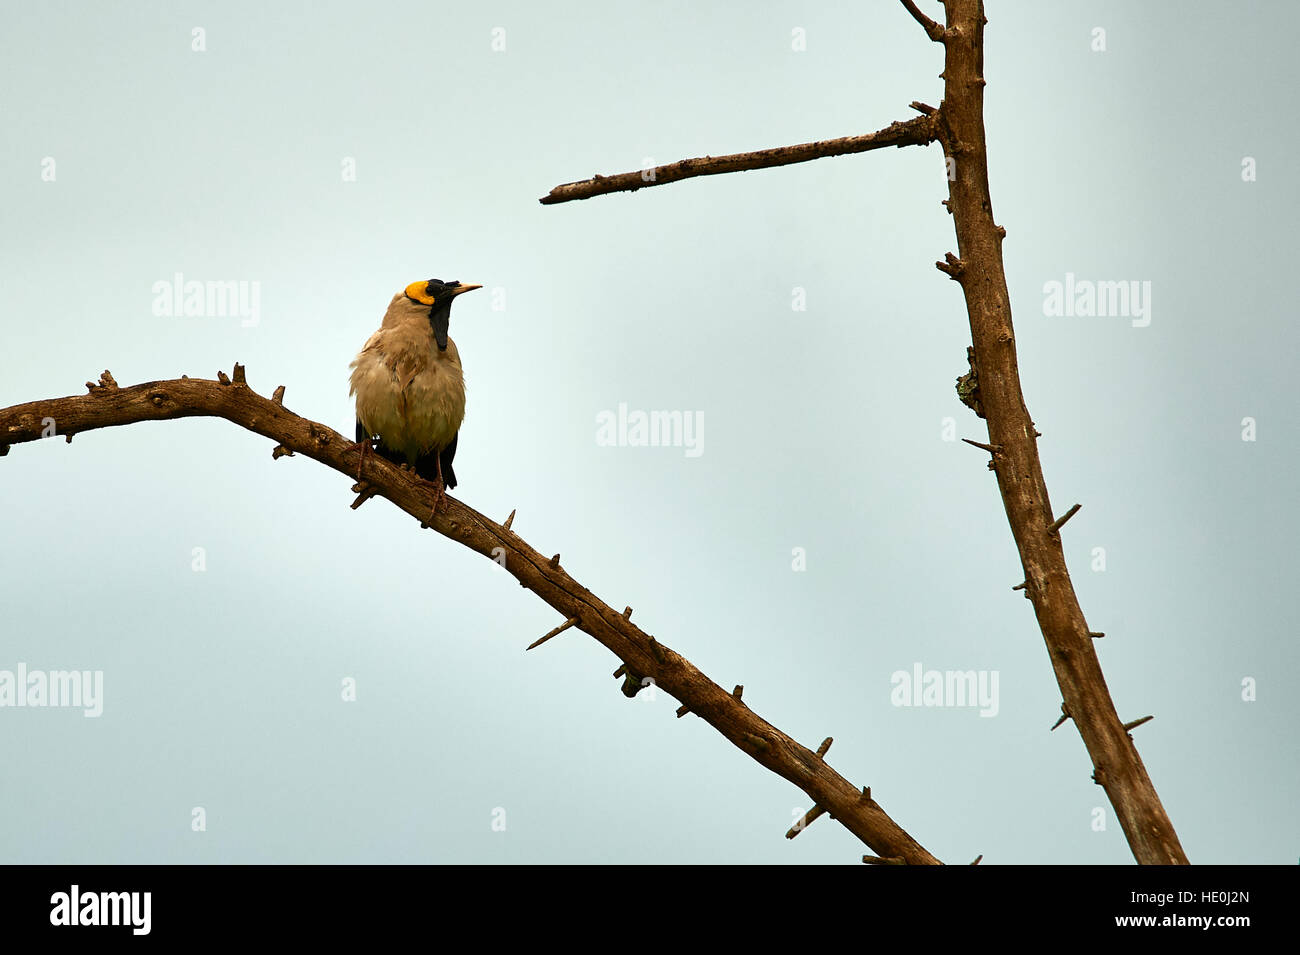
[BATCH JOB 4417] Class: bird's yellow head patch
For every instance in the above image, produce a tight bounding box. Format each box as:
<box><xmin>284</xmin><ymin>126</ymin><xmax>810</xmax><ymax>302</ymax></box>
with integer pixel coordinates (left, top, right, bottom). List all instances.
<box><xmin>404</xmin><ymin>281</ymin><xmax>439</xmax><ymax>306</ymax></box>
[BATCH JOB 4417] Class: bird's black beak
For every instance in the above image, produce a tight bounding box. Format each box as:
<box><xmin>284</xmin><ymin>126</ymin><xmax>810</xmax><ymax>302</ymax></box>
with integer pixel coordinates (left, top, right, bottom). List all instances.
<box><xmin>431</xmin><ymin>283</ymin><xmax>482</xmax><ymax>351</ymax></box>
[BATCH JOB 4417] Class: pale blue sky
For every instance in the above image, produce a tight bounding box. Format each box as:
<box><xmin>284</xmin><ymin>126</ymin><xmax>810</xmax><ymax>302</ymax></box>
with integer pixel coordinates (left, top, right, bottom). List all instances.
<box><xmin>1</xmin><ymin>1</ymin><xmax>1295</xmax><ymax>863</ymax></box>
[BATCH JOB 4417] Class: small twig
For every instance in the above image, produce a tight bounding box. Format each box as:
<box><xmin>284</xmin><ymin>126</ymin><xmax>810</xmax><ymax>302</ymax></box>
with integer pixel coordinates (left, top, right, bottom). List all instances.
<box><xmin>1047</xmin><ymin>503</ymin><xmax>1082</xmax><ymax>536</ymax></box>
<box><xmin>1123</xmin><ymin>715</ymin><xmax>1154</xmax><ymax>732</ymax></box>
<box><xmin>503</xmin><ymin>509</ymin><xmax>516</xmax><ymax>531</ymax></box>
<box><xmin>816</xmin><ymin>738</ymin><xmax>833</xmax><ymax>758</ymax></box>
<box><xmin>900</xmin><ymin>0</ymin><xmax>946</xmax><ymax>41</ymax></box>
<box><xmin>862</xmin><ymin>854</ymin><xmax>906</xmax><ymax>865</ymax></box>
<box><xmin>961</xmin><ymin>438</ymin><xmax>1001</xmax><ymax>454</ymax></box>
<box><xmin>786</xmin><ymin>805</ymin><xmax>826</xmax><ymax>839</ymax></box>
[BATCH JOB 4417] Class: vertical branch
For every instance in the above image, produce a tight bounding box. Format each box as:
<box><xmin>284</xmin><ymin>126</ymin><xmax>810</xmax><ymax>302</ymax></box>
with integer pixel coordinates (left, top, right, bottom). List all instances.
<box><xmin>935</xmin><ymin>0</ymin><xmax>1187</xmax><ymax>864</ymax></box>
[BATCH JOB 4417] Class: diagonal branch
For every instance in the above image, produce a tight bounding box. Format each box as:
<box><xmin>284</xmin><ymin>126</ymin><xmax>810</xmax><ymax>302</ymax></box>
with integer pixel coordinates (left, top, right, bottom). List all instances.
<box><xmin>0</xmin><ymin>368</ymin><xmax>942</xmax><ymax>865</ymax></box>
<box><xmin>539</xmin><ymin>114</ymin><xmax>939</xmax><ymax>205</ymax></box>
<box><xmin>900</xmin><ymin>0</ymin><xmax>947</xmax><ymax>41</ymax></box>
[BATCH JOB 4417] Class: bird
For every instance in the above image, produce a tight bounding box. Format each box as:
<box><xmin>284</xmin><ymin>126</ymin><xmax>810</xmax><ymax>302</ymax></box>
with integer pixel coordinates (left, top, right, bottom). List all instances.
<box><xmin>347</xmin><ymin>279</ymin><xmax>482</xmax><ymax>511</ymax></box>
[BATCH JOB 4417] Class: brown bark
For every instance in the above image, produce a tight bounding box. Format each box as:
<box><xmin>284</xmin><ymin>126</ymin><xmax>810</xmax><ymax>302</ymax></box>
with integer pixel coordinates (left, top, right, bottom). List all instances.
<box><xmin>0</xmin><ymin>368</ymin><xmax>941</xmax><ymax>864</ymax></box>
<box><xmin>539</xmin><ymin>116</ymin><xmax>939</xmax><ymax>205</ymax></box>
<box><xmin>933</xmin><ymin>0</ymin><xmax>1187</xmax><ymax>864</ymax></box>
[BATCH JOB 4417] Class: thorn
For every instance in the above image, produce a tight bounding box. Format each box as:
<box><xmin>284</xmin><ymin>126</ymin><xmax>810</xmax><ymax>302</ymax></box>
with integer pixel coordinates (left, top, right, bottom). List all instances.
<box><xmin>0</xmin><ymin>444</ymin><xmax>8</xmax><ymax>457</ymax></box>
<box><xmin>350</xmin><ymin>483</ymin><xmax>378</xmax><ymax>510</ymax></box>
<box><xmin>1089</xmin><ymin>631</ymin><xmax>1105</xmax><ymax>639</ymax></box>
<box><xmin>1050</xmin><ymin>704</ymin><xmax>1071</xmax><ymax>731</ymax></box>
<box><xmin>995</xmin><ymin>225</ymin><xmax>1006</xmax><ymax>240</ymax></box>
<box><xmin>622</xmin><ymin>606</ymin><xmax>633</xmax><ymax>619</ymax></box>
<box><xmin>786</xmin><ymin>805</ymin><xmax>826</xmax><ymax>839</ymax></box>
<box><xmin>271</xmin><ymin>445</ymin><xmax>294</xmax><ymax>460</ymax></box>
<box><xmin>971</xmin><ymin>854</ymin><xmax>983</xmax><ymax>865</ymax></box>
<box><xmin>675</xmin><ymin>704</ymin><xmax>690</xmax><ymax>718</ymax></box>
<box><xmin>732</xmin><ymin>685</ymin><xmax>744</xmax><ymax>701</ymax></box>
<box><xmin>936</xmin><ymin>252</ymin><xmax>965</xmax><ymax>279</ymax></box>
<box><xmin>816</xmin><ymin>737</ymin><xmax>833</xmax><ymax>758</ymax></box>
<box><xmin>961</xmin><ymin>438</ymin><xmax>1002</xmax><ymax>454</ymax></box>
<box><xmin>1012</xmin><ymin>581</ymin><xmax>1027</xmax><ymax>591</ymax></box>
<box><xmin>64</xmin><ymin>433</ymin><xmax>73</xmax><ymax>444</ymax></box>
<box><xmin>859</xmin><ymin>786</ymin><xmax>872</xmax><ymax>802</ymax></box>
<box><xmin>908</xmin><ymin>100</ymin><xmax>937</xmax><ymax>115</ymax></box>
<box><xmin>527</xmin><ymin>616</ymin><xmax>579</xmax><ymax>651</ymax></box>
<box><xmin>503</xmin><ymin>509</ymin><xmax>516</xmax><ymax>531</ymax></box>
<box><xmin>271</xmin><ymin>385</ymin><xmax>285</xmax><ymax>405</ymax></box>
<box><xmin>548</xmin><ymin>553</ymin><xmax>561</xmax><ymax>569</ymax></box>
<box><xmin>217</xmin><ymin>371</ymin><xmax>231</xmax><ymax>385</ymax></box>
<box><xmin>742</xmin><ymin>734</ymin><xmax>769</xmax><ymax>753</ymax></box>
<box><xmin>1123</xmin><ymin>715</ymin><xmax>1154</xmax><ymax>732</ymax></box>
<box><xmin>941</xmin><ymin>199</ymin><xmax>952</xmax><ymax>214</ymax></box>
<box><xmin>1047</xmin><ymin>503</ymin><xmax>1082</xmax><ymax>536</ymax></box>
<box><xmin>648</xmin><ymin>637</ymin><xmax>666</xmax><ymax>665</ymax></box>
<box><xmin>86</xmin><ymin>370</ymin><xmax>118</xmax><ymax>393</ymax></box>
<box><xmin>862</xmin><ymin>855</ymin><xmax>905</xmax><ymax>865</ymax></box>
<box><xmin>231</xmin><ymin>363</ymin><xmax>246</xmax><ymax>385</ymax></box>
<box><xmin>612</xmin><ymin>665</ymin><xmax>626</xmax><ymax>678</ymax></box>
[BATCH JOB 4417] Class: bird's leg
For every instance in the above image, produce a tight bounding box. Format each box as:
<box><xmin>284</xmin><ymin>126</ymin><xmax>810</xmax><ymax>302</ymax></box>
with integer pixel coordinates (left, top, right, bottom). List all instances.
<box><xmin>342</xmin><ymin>435</ymin><xmax>376</xmax><ymax>482</ymax></box>
<box><xmin>419</xmin><ymin>456</ymin><xmax>448</xmax><ymax>526</ymax></box>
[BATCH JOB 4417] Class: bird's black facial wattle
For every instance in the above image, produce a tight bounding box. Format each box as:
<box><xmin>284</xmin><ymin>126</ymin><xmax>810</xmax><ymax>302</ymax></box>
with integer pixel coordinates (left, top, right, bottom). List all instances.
<box><xmin>429</xmin><ymin>301</ymin><xmax>451</xmax><ymax>351</ymax></box>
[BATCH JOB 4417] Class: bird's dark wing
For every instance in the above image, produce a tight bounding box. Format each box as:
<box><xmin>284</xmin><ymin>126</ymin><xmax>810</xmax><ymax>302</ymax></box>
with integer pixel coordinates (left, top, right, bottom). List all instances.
<box><xmin>413</xmin><ymin>432</ymin><xmax>458</xmax><ymax>489</ymax></box>
<box><xmin>440</xmin><ymin>432</ymin><xmax>458</xmax><ymax>489</ymax></box>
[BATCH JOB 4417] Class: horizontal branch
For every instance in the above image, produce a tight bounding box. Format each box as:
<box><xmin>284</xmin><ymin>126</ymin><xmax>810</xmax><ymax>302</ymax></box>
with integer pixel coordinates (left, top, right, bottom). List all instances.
<box><xmin>539</xmin><ymin>114</ymin><xmax>940</xmax><ymax>205</ymax></box>
<box><xmin>0</xmin><ymin>368</ymin><xmax>942</xmax><ymax>864</ymax></box>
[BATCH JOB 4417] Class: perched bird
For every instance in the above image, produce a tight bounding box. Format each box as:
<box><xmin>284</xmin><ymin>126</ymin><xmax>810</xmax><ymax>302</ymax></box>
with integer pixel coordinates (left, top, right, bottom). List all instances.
<box><xmin>348</xmin><ymin>279</ymin><xmax>482</xmax><ymax>507</ymax></box>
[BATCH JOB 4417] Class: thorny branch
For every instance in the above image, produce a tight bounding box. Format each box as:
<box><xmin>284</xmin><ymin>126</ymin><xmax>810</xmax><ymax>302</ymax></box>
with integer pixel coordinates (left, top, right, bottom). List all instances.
<box><xmin>0</xmin><ymin>368</ymin><xmax>941</xmax><ymax>865</ymax></box>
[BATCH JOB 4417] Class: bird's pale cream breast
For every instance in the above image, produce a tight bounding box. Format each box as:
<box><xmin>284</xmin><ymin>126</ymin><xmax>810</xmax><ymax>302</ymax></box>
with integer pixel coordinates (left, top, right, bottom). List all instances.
<box><xmin>349</xmin><ymin>295</ymin><xmax>466</xmax><ymax>462</ymax></box>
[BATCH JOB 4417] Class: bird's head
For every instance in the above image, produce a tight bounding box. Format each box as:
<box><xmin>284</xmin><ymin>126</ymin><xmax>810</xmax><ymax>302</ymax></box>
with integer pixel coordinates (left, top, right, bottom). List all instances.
<box><xmin>405</xmin><ymin>279</ymin><xmax>482</xmax><ymax>351</ymax></box>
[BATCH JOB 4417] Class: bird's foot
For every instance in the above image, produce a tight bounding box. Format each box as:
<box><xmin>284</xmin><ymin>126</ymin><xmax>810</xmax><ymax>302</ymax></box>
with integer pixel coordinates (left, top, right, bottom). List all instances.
<box><xmin>397</xmin><ymin>466</ymin><xmax>447</xmax><ymax>526</ymax></box>
<box><xmin>416</xmin><ymin>476</ymin><xmax>447</xmax><ymax>528</ymax></box>
<box><xmin>341</xmin><ymin>438</ymin><xmax>376</xmax><ymax>481</ymax></box>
